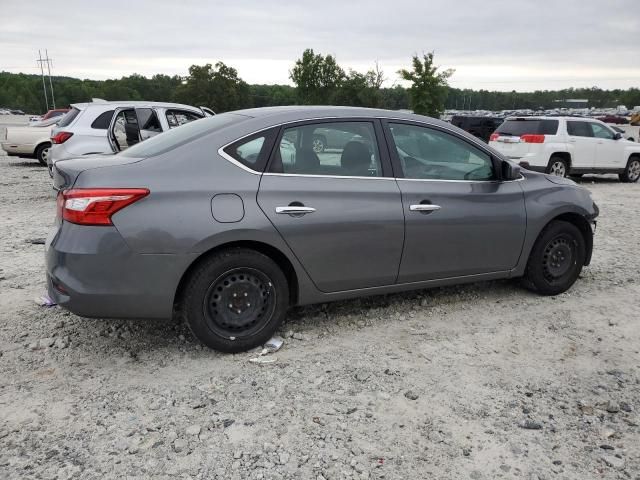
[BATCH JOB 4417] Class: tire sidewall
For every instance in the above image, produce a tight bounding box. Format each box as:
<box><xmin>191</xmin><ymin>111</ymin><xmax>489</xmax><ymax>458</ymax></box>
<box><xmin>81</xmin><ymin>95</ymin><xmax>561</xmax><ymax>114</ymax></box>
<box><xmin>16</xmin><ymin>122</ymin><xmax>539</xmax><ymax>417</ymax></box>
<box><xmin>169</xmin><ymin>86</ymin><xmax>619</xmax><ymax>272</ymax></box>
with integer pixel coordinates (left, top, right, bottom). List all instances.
<box><xmin>525</xmin><ymin>221</ymin><xmax>586</xmax><ymax>295</ymax></box>
<box><xmin>621</xmin><ymin>157</ymin><xmax>640</xmax><ymax>183</ymax></box>
<box><xmin>36</xmin><ymin>143</ymin><xmax>50</xmax><ymax>166</ymax></box>
<box><xmin>183</xmin><ymin>249</ymin><xmax>289</xmax><ymax>353</ymax></box>
<box><xmin>546</xmin><ymin>156</ymin><xmax>568</xmax><ymax>177</ymax></box>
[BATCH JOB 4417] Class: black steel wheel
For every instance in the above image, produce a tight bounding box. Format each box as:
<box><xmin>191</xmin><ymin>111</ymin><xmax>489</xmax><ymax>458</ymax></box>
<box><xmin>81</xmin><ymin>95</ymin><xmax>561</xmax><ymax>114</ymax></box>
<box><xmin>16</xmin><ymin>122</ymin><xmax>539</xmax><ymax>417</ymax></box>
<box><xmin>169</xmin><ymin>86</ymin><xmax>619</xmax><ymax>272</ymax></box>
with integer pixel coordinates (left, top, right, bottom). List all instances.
<box><xmin>181</xmin><ymin>249</ymin><xmax>289</xmax><ymax>352</ymax></box>
<box><xmin>522</xmin><ymin>220</ymin><xmax>586</xmax><ymax>295</ymax></box>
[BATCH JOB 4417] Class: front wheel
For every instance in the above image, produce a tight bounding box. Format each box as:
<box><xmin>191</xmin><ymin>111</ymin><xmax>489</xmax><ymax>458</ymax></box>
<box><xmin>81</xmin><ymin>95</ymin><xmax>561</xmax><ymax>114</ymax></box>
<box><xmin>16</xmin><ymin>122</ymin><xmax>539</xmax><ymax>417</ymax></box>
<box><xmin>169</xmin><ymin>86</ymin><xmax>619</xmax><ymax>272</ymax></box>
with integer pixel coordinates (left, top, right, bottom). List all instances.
<box><xmin>619</xmin><ymin>156</ymin><xmax>640</xmax><ymax>183</ymax></box>
<box><xmin>181</xmin><ymin>248</ymin><xmax>289</xmax><ymax>353</ymax></box>
<box><xmin>522</xmin><ymin>220</ymin><xmax>586</xmax><ymax>296</ymax></box>
<box><xmin>546</xmin><ymin>156</ymin><xmax>568</xmax><ymax>177</ymax></box>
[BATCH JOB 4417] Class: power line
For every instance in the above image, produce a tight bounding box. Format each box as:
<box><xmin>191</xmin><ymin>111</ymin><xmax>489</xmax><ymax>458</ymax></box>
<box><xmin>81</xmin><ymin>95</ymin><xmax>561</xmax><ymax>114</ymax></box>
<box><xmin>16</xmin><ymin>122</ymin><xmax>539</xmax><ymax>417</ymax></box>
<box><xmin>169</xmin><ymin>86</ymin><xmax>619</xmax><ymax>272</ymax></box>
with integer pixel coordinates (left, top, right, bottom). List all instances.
<box><xmin>36</xmin><ymin>50</ymin><xmax>49</xmax><ymax>111</ymax></box>
<box><xmin>36</xmin><ymin>49</ymin><xmax>56</xmax><ymax>110</ymax></box>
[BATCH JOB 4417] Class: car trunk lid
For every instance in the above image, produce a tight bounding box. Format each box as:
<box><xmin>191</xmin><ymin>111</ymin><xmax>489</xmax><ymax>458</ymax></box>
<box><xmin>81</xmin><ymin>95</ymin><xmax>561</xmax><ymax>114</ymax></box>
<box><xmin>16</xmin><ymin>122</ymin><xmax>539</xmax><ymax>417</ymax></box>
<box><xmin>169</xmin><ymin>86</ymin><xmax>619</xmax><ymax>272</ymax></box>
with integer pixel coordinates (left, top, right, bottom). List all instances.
<box><xmin>52</xmin><ymin>154</ymin><xmax>143</xmax><ymax>190</ymax></box>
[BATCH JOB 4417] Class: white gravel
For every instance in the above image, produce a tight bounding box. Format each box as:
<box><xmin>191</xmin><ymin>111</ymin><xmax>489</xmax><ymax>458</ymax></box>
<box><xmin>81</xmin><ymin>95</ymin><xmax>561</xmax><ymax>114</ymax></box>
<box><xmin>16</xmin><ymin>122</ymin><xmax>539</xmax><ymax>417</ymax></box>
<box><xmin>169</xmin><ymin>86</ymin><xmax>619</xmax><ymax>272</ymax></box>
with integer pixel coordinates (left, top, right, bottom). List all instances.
<box><xmin>1</xmin><ymin>116</ymin><xmax>639</xmax><ymax>479</ymax></box>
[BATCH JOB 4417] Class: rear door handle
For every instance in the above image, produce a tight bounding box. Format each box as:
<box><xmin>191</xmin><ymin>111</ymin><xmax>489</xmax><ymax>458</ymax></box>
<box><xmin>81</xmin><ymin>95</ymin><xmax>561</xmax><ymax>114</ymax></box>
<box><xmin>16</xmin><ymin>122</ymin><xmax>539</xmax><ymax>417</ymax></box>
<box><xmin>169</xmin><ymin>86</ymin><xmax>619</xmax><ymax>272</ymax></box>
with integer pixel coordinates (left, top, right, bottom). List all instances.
<box><xmin>275</xmin><ymin>206</ymin><xmax>316</xmax><ymax>215</ymax></box>
<box><xmin>410</xmin><ymin>204</ymin><xmax>441</xmax><ymax>212</ymax></box>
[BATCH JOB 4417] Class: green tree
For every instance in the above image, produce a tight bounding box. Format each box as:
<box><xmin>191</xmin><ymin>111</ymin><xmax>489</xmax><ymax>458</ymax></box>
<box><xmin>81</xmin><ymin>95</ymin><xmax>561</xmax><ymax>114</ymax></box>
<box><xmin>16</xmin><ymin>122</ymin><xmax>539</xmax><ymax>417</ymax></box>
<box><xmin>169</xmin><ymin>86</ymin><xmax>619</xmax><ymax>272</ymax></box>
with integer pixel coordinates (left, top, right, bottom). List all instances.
<box><xmin>174</xmin><ymin>62</ymin><xmax>250</xmax><ymax>112</ymax></box>
<box><xmin>290</xmin><ymin>49</ymin><xmax>345</xmax><ymax>104</ymax></box>
<box><xmin>398</xmin><ymin>52</ymin><xmax>454</xmax><ymax>117</ymax></box>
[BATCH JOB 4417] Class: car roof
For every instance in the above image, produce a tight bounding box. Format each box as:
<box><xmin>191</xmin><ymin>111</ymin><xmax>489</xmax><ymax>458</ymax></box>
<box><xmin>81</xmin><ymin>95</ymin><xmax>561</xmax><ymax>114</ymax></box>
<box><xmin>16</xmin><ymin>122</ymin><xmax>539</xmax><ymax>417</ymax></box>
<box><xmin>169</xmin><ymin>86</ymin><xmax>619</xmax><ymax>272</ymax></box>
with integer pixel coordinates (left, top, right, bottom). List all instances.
<box><xmin>70</xmin><ymin>101</ymin><xmax>202</xmax><ymax>110</ymax></box>
<box><xmin>229</xmin><ymin>105</ymin><xmax>452</xmax><ymax>128</ymax></box>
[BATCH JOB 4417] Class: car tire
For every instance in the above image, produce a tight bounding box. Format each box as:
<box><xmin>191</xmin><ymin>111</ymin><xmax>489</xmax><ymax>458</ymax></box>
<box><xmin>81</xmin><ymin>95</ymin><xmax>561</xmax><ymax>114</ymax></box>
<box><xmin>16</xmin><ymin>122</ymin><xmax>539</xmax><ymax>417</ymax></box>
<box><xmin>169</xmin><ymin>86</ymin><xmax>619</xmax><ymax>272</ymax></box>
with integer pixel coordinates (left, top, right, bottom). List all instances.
<box><xmin>181</xmin><ymin>248</ymin><xmax>289</xmax><ymax>353</ymax></box>
<box><xmin>522</xmin><ymin>220</ymin><xmax>586</xmax><ymax>296</ymax></box>
<box><xmin>35</xmin><ymin>143</ymin><xmax>51</xmax><ymax>167</ymax></box>
<box><xmin>619</xmin><ymin>156</ymin><xmax>640</xmax><ymax>183</ymax></box>
<box><xmin>546</xmin><ymin>156</ymin><xmax>568</xmax><ymax>177</ymax></box>
<box><xmin>312</xmin><ymin>136</ymin><xmax>325</xmax><ymax>153</ymax></box>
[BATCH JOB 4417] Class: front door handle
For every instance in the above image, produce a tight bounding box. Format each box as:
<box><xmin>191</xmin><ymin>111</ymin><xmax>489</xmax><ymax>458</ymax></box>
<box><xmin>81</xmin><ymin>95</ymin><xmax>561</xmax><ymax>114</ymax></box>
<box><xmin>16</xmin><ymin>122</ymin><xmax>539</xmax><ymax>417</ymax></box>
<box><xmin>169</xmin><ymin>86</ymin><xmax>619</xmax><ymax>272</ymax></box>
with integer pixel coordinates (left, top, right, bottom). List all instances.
<box><xmin>275</xmin><ymin>206</ymin><xmax>316</xmax><ymax>215</ymax></box>
<box><xmin>410</xmin><ymin>204</ymin><xmax>441</xmax><ymax>212</ymax></box>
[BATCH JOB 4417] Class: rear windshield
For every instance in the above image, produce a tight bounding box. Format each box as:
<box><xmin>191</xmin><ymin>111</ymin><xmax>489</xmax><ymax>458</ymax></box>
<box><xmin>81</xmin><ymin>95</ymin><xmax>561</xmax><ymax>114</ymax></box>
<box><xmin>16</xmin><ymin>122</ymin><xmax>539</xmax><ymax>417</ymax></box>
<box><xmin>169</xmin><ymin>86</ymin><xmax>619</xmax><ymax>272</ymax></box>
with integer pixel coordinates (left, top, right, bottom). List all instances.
<box><xmin>119</xmin><ymin>113</ymin><xmax>247</xmax><ymax>158</ymax></box>
<box><xmin>496</xmin><ymin>119</ymin><xmax>558</xmax><ymax>136</ymax></box>
<box><xmin>56</xmin><ymin>108</ymin><xmax>80</xmax><ymax>128</ymax></box>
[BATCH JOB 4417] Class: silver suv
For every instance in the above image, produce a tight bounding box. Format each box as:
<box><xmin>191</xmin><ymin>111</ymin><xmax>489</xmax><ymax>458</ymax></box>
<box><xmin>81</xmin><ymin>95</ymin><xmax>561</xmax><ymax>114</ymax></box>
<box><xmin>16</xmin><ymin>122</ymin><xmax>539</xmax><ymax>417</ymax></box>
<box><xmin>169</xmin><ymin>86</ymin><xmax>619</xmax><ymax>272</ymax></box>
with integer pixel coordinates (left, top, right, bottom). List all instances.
<box><xmin>48</xmin><ymin>100</ymin><xmax>213</xmax><ymax>175</ymax></box>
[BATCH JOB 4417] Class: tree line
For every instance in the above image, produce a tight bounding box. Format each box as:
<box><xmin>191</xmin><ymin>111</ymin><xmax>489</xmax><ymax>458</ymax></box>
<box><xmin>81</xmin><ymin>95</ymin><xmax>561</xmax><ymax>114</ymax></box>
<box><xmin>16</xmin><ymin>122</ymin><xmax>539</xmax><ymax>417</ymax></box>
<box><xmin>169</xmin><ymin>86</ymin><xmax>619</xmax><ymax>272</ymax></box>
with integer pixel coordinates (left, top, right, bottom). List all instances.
<box><xmin>1</xmin><ymin>49</ymin><xmax>639</xmax><ymax>115</ymax></box>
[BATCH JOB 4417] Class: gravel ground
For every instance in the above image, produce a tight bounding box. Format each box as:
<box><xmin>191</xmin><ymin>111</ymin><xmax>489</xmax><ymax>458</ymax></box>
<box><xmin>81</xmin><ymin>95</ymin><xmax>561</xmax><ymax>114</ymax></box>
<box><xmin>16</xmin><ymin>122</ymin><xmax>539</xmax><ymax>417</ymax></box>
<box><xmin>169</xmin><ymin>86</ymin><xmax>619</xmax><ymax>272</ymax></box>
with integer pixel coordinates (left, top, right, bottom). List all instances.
<box><xmin>1</xmin><ymin>116</ymin><xmax>639</xmax><ymax>480</ymax></box>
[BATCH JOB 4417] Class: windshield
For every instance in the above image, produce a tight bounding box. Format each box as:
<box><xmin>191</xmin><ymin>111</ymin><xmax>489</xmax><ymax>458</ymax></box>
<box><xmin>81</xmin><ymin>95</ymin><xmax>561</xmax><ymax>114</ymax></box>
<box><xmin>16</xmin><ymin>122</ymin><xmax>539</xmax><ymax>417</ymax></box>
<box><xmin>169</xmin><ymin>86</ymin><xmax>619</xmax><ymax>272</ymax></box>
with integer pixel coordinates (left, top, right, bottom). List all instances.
<box><xmin>119</xmin><ymin>113</ymin><xmax>247</xmax><ymax>158</ymax></box>
<box><xmin>496</xmin><ymin>119</ymin><xmax>558</xmax><ymax>136</ymax></box>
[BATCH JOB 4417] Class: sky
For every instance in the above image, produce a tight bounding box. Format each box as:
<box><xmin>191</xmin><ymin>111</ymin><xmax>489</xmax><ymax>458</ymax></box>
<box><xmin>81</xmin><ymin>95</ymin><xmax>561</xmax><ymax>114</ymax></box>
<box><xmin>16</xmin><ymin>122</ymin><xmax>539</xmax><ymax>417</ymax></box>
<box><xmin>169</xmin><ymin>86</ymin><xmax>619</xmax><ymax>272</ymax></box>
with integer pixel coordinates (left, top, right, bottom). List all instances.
<box><xmin>1</xmin><ymin>0</ymin><xmax>639</xmax><ymax>92</ymax></box>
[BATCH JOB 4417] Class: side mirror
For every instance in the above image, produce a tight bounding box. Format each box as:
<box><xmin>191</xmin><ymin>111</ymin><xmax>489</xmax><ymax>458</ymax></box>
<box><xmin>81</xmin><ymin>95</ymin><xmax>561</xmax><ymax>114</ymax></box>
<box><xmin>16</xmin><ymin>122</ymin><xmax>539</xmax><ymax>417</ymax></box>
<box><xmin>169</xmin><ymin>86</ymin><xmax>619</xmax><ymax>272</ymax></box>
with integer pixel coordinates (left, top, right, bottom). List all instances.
<box><xmin>502</xmin><ymin>160</ymin><xmax>521</xmax><ymax>180</ymax></box>
<box><xmin>613</xmin><ymin>132</ymin><xmax>623</xmax><ymax>140</ymax></box>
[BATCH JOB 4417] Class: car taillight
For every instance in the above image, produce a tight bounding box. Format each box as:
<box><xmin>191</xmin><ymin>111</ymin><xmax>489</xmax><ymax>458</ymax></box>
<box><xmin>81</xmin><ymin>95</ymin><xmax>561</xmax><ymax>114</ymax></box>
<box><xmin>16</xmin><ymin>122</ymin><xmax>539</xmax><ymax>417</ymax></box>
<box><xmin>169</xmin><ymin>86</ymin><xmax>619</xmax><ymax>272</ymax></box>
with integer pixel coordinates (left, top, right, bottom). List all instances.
<box><xmin>489</xmin><ymin>133</ymin><xmax>499</xmax><ymax>141</ymax></box>
<box><xmin>51</xmin><ymin>131</ymin><xmax>73</xmax><ymax>144</ymax></box>
<box><xmin>520</xmin><ymin>134</ymin><xmax>545</xmax><ymax>143</ymax></box>
<box><xmin>59</xmin><ymin>188</ymin><xmax>149</xmax><ymax>226</ymax></box>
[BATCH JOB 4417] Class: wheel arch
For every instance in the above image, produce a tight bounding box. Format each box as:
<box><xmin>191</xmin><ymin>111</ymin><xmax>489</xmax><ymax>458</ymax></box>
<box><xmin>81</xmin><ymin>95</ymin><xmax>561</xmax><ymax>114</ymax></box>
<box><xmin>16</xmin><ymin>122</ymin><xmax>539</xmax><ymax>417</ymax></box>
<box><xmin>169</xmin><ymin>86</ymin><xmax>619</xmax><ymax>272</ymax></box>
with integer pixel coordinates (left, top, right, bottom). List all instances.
<box><xmin>538</xmin><ymin>212</ymin><xmax>593</xmax><ymax>266</ymax></box>
<box><xmin>34</xmin><ymin>140</ymin><xmax>52</xmax><ymax>155</ymax></box>
<box><xmin>174</xmin><ymin>240</ymin><xmax>299</xmax><ymax>312</ymax></box>
<box><xmin>549</xmin><ymin>151</ymin><xmax>572</xmax><ymax>168</ymax></box>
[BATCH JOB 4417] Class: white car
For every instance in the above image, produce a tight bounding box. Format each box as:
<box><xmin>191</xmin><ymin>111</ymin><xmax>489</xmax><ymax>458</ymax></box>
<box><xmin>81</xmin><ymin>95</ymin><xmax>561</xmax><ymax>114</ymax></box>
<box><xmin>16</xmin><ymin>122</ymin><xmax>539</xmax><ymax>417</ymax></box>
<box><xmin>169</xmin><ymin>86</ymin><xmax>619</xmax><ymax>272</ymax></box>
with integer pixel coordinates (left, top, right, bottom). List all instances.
<box><xmin>489</xmin><ymin>116</ymin><xmax>640</xmax><ymax>182</ymax></box>
<box><xmin>49</xmin><ymin>100</ymin><xmax>213</xmax><ymax>175</ymax></box>
<box><xmin>1</xmin><ymin>116</ymin><xmax>62</xmax><ymax>165</ymax></box>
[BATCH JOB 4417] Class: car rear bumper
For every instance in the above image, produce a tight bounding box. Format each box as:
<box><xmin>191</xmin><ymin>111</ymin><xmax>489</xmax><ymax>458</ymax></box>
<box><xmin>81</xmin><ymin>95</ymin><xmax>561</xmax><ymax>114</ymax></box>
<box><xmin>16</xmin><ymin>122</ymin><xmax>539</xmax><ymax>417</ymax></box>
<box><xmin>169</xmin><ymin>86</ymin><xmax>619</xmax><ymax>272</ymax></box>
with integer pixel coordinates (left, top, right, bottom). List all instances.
<box><xmin>45</xmin><ymin>222</ymin><xmax>197</xmax><ymax>320</ymax></box>
<box><xmin>1</xmin><ymin>142</ymin><xmax>34</xmax><ymax>156</ymax></box>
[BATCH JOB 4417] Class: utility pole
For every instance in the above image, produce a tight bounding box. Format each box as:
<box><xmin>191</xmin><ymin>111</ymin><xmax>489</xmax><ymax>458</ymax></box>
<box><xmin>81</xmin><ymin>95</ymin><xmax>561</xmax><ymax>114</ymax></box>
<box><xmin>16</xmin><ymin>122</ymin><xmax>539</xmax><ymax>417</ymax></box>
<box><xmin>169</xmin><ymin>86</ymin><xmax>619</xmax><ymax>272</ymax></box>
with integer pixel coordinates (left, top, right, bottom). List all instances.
<box><xmin>45</xmin><ymin>49</ymin><xmax>55</xmax><ymax>109</ymax></box>
<box><xmin>37</xmin><ymin>50</ymin><xmax>49</xmax><ymax>112</ymax></box>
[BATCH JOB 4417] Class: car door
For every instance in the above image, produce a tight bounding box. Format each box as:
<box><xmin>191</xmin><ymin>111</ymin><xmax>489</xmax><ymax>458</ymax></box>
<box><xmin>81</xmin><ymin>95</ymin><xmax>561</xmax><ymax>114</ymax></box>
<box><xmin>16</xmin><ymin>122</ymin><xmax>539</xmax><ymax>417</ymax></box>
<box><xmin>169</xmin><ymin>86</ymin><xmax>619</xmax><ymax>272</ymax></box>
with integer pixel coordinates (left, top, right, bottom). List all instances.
<box><xmin>566</xmin><ymin>120</ymin><xmax>596</xmax><ymax>169</ymax></box>
<box><xmin>590</xmin><ymin>122</ymin><xmax>626</xmax><ymax>169</ymax></box>
<box><xmin>107</xmin><ymin>107</ymin><xmax>140</xmax><ymax>153</ymax></box>
<box><xmin>135</xmin><ymin>107</ymin><xmax>163</xmax><ymax>141</ymax></box>
<box><xmin>383</xmin><ymin>121</ymin><xmax>526</xmax><ymax>282</ymax></box>
<box><xmin>256</xmin><ymin>119</ymin><xmax>404</xmax><ymax>292</ymax></box>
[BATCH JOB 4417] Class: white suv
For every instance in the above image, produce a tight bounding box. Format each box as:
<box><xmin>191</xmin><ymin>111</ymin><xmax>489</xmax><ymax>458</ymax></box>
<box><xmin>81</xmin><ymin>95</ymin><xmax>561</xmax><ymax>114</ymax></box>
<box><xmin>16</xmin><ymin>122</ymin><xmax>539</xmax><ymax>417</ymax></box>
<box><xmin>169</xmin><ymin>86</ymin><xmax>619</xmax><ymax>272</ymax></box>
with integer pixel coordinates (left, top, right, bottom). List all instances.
<box><xmin>49</xmin><ymin>100</ymin><xmax>213</xmax><ymax>175</ymax></box>
<box><xmin>489</xmin><ymin>116</ymin><xmax>640</xmax><ymax>182</ymax></box>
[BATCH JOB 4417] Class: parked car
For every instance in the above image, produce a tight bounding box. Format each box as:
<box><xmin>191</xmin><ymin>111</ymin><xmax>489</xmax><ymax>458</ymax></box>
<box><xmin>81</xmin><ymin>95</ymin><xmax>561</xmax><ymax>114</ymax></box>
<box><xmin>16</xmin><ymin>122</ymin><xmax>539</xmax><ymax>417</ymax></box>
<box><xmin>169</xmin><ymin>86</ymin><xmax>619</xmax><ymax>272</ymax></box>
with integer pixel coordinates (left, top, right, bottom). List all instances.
<box><xmin>48</xmin><ymin>101</ymin><xmax>211</xmax><ymax>175</ymax></box>
<box><xmin>47</xmin><ymin>106</ymin><xmax>599</xmax><ymax>353</ymax></box>
<box><xmin>450</xmin><ymin>115</ymin><xmax>504</xmax><ymax>142</ymax></box>
<box><xmin>489</xmin><ymin>117</ymin><xmax>640</xmax><ymax>182</ymax></box>
<box><xmin>596</xmin><ymin>115</ymin><xmax>628</xmax><ymax>125</ymax></box>
<box><xmin>1</xmin><ymin>116</ymin><xmax>62</xmax><ymax>165</ymax></box>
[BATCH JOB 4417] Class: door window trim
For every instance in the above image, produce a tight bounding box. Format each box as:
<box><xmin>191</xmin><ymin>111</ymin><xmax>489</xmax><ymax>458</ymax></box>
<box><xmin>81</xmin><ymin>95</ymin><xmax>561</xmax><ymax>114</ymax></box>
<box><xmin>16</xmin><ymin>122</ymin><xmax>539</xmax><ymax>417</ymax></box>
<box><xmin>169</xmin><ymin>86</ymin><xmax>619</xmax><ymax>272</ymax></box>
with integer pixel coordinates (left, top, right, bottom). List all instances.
<box><xmin>381</xmin><ymin>119</ymin><xmax>504</xmax><ymax>182</ymax></box>
<box><xmin>264</xmin><ymin>118</ymin><xmax>393</xmax><ymax>178</ymax></box>
<box><xmin>217</xmin><ymin>115</ymin><xmax>518</xmax><ymax>182</ymax></box>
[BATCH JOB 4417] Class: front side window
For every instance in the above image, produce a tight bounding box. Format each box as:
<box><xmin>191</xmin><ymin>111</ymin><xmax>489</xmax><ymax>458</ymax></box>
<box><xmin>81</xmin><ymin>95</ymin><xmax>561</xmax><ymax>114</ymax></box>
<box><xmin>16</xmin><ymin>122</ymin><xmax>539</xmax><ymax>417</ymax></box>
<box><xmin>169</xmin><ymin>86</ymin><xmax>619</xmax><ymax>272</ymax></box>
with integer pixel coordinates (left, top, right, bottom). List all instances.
<box><xmin>269</xmin><ymin>121</ymin><xmax>382</xmax><ymax>177</ymax></box>
<box><xmin>389</xmin><ymin>123</ymin><xmax>494</xmax><ymax>181</ymax></box>
<box><xmin>567</xmin><ymin>121</ymin><xmax>593</xmax><ymax>137</ymax></box>
<box><xmin>166</xmin><ymin>109</ymin><xmax>203</xmax><ymax>129</ymax></box>
<box><xmin>590</xmin><ymin>123</ymin><xmax>614</xmax><ymax>140</ymax></box>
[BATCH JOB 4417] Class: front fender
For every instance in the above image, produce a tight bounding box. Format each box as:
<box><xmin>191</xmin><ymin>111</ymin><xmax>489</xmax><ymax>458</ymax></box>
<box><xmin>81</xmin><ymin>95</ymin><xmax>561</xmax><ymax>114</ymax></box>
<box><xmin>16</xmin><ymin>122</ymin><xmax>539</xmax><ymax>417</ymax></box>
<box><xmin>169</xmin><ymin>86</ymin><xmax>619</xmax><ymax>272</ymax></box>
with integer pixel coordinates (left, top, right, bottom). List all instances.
<box><xmin>514</xmin><ymin>171</ymin><xmax>597</xmax><ymax>275</ymax></box>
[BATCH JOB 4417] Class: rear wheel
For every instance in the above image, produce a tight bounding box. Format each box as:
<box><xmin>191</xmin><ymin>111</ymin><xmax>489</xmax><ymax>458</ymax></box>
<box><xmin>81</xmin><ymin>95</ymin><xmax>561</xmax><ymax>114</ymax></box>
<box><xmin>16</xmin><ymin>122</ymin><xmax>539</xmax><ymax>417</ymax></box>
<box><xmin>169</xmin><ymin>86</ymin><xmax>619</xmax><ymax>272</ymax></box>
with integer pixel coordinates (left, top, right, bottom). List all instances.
<box><xmin>619</xmin><ymin>156</ymin><xmax>640</xmax><ymax>183</ymax></box>
<box><xmin>35</xmin><ymin>143</ymin><xmax>51</xmax><ymax>167</ymax></box>
<box><xmin>546</xmin><ymin>156</ymin><xmax>568</xmax><ymax>177</ymax></box>
<box><xmin>522</xmin><ymin>220</ymin><xmax>586</xmax><ymax>296</ymax></box>
<box><xmin>181</xmin><ymin>248</ymin><xmax>289</xmax><ymax>353</ymax></box>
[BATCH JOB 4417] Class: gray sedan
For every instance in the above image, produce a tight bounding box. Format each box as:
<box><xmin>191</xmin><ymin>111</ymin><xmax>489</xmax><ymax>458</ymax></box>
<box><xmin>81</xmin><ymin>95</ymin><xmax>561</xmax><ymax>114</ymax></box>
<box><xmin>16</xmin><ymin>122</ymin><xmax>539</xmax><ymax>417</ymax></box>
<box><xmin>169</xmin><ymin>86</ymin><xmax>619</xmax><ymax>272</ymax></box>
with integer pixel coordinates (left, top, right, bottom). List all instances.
<box><xmin>47</xmin><ymin>106</ymin><xmax>598</xmax><ymax>352</ymax></box>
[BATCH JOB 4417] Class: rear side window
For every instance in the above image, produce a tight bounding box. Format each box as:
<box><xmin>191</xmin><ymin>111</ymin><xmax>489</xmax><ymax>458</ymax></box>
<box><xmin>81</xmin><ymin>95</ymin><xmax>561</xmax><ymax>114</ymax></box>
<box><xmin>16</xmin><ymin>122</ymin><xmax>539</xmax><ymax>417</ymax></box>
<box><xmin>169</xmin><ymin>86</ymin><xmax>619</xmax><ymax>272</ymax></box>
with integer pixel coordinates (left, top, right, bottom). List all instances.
<box><xmin>223</xmin><ymin>129</ymin><xmax>278</xmax><ymax>172</ymax></box>
<box><xmin>496</xmin><ymin>119</ymin><xmax>558</xmax><ymax>136</ymax></box>
<box><xmin>90</xmin><ymin>110</ymin><xmax>114</xmax><ymax>129</ymax></box>
<box><xmin>566</xmin><ymin>121</ymin><xmax>593</xmax><ymax>137</ymax></box>
<box><xmin>57</xmin><ymin>108</ymin><xmax>81</xmax><ymax>128</ymax></box>
<box><xmin>119</xmin><ymin>113</ymin><xmax>246</xmax><ymax>158</ymax></box>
